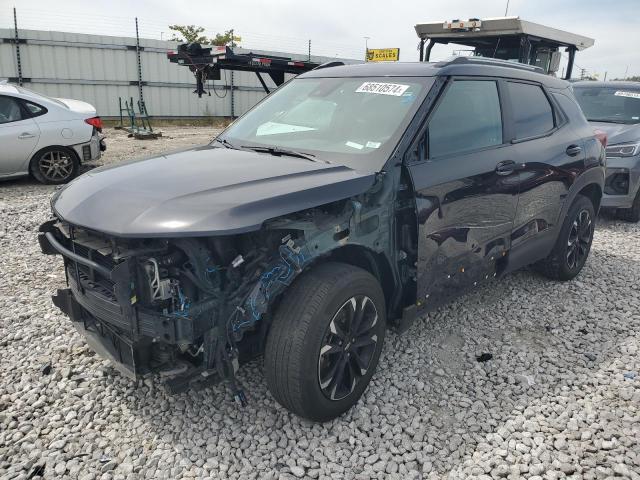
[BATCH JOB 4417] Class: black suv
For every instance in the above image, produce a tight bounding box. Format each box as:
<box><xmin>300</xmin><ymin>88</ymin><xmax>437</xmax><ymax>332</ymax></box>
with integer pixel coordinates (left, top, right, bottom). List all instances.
<box><xmin>39</xmin><ymin>57</ymin><xmax>605</xmax><ymax>421</ymax></box>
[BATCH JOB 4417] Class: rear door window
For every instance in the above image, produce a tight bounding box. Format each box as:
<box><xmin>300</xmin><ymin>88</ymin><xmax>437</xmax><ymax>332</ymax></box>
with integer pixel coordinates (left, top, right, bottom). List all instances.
<box><xmin>427</xmin><ymin>80</ymin><xmax>503</xmax><ymax>159</ymax></box>
<box><xmin>507</xmin><ymin>82</ymin><xmax>555</xmax><ymax>139</ymax></box>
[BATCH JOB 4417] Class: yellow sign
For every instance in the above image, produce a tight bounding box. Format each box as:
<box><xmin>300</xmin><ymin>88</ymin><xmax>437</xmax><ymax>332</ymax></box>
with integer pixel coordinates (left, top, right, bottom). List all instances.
<box><xmin>366</xmin><ymin>48</ymin><xmax>400</xmax><ymax>62</ymax></box>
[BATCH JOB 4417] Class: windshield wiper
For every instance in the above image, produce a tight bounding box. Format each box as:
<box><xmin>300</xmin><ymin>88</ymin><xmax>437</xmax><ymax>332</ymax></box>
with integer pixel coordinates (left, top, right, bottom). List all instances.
<box><xmin>241</xmin><ymin>145</ymin><xmax>328</xmax><ymax>163</ymax></box>
<box><xmin>213</xmin><ymin>137</ymin><xmax>239</xmax><ymax>149</ymax></box>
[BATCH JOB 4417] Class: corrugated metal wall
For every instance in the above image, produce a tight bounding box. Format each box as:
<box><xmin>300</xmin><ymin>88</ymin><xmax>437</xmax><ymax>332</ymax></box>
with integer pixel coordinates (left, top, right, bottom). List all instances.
<box><xmin>0</xmin><ymin>28</ymin><xmax>348</xmax><ymax>117</ymax></box>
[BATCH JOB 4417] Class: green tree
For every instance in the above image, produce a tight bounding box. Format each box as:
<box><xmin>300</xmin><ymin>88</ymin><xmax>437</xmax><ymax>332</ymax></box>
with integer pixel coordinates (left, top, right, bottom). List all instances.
<box><xmin>168</xmin><ymin>25</ymin><xmax>209</xmax><ymax>44</ymax></box>
<box><xmin>212</xmin><ymin>30</ymin><xmax>241</xmax><ymax>46</ymax></box>
<box><xmin>168</xmin><ymin>25</ymin><xmax>241</xmax><ymax>46</ymax></box>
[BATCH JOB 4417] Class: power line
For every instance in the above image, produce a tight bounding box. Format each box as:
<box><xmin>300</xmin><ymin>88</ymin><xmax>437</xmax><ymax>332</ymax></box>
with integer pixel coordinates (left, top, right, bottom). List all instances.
<box><xmin>2</xmin><ymin>7</ymin><xmax>364</xmax><ymax>60</ymax></box>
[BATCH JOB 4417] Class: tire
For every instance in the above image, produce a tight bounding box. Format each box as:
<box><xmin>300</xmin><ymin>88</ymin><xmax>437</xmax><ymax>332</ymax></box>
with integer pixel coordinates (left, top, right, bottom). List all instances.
<box><xmin>535</xmin><ymin>194</ymin><xmax>596</xmax><ymax>281</ymax></box>
<box><xmin>264</xmin><ymin>262</ymin><xmax>386</xmax><ymax>422</ymax></box>
<box><xmin>616</xmin><ymin>189</ymin><xmax>640</xmax><ymax>223</ymax></box>
<box><xmin>30</xmin><ymin>146</ymin><xmax>79</xmax><ymax>185</ymax></box>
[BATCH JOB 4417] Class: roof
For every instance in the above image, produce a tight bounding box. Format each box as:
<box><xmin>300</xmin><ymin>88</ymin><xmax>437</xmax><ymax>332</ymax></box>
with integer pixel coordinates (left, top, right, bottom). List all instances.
<box><xmin>572</xmin><ymin>81</ymin><xmax>640</xmax><ymax>89</ymax></box>
<box><xmin>300</xmin><ymin>57</ymin><xmax>569</xmax><ymax>89</ymax></box>
<box><xmin>415</xmin><ymin>16</ymin><xmax>594</xmax><ymax>51</ymax></box>
<box><xmin>0</xmin><ymin>83</ymin><xmax>19</xmax><ymax>94</ymax></box>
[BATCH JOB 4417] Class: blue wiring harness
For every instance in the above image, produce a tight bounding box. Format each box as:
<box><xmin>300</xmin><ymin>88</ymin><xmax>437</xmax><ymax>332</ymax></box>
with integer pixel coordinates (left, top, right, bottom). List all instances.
<box><xmin>242</xmin><ymin>242</ymin><xmax>309</xmax><ymax>330</ymax></box>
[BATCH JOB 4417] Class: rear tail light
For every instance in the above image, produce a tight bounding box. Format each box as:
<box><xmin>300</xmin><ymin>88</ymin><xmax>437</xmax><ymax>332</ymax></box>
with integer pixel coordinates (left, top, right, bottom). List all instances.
<box><xmin>594</xmin><ymin>129</ymin><xmax>607</xmax><ymax>148</ymax></box>
<box><xmin>85</xmin><ymin>117</ymin><xmax>103</xmax><ymax>133</ymax></box>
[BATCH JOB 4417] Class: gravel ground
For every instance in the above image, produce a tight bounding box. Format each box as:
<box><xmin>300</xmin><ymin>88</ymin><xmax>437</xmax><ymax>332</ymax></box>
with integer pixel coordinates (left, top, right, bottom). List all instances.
<box><xmin>1</xmin><ymin>127</ymin><xmax>639</xmax><ymax>480</ymax></box>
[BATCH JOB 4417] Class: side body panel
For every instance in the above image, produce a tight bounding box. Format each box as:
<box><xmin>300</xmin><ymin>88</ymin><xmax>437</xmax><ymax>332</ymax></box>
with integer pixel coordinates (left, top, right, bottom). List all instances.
<box><xmin>506</xmin><ymin>85</ymin><xmax>604</xmax><ymax>272</ymax></box>
<box><xmin>0</xmin><ymin>94</ymin><xmax>41</xmax><ymax>176</ymax></box>
<box><xmin>409</xmin><ymin>149</ymin><xmax>519</xmax><ymax>308</ymax></box>
<box><xmin>405</xmin><ymin>78</ymin><xmax>520</xmax><ymax>309</ymax></box>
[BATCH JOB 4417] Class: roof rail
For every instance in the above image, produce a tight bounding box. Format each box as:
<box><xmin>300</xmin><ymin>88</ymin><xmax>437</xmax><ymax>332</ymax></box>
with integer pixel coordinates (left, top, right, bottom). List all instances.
<box><xmin>437</xmin><ymin>56</ymin><xmax>545</xmax><ymax>74</ymax></box>
<box><xmin>314</xmin><ymin>61</ymin><xmax>345</xmax><ymax>70</ymax></box>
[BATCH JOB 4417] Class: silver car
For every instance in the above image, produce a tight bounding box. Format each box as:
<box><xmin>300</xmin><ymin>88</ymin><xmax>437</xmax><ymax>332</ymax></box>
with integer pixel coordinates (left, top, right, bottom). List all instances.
<box><xmin>0</xmin><ymin>82</ymin><xmax>105</xmax><ymax>184</ymax></box>
<box><xmin>574</xmin><ymin>81</ymin><xmax>640</xmax><ymax>221</ymax></box>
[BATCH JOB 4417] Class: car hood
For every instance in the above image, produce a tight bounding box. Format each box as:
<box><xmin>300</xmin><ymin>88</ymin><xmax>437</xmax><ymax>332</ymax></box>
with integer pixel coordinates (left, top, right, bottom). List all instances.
<box><xmin>54</xmin><ymin>97</ymin><xmax>97</xmax><ymax>115</ymax></box>
<box><xmin>590</xmin><ymin>121</ymin><xmax>640</xmax><ymax>146</ymax></box>
<box><xmin>51</xmin><ymin>145</ymin><xmax>376</xmax><ymax>237</ymax></box>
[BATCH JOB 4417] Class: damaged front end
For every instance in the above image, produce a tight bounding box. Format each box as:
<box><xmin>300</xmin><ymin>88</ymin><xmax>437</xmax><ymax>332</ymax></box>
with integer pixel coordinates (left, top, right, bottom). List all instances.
<box><xmin>38</xmin><ymin>189</ymin><xmax>394</xmax><ymax>401</ymax></box>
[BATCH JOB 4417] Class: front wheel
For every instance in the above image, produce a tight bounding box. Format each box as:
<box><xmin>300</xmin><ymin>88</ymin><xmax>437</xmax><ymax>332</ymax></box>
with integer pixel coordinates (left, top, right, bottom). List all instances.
<box><xmin>264</xmin><ymin>262</ymin><xmax>386</xmax><ymax>422</ymax></box>
<box><xmin>535</xmin><ymin>194</ymin><xmax>596</xmax><ymax>281</ymax></box>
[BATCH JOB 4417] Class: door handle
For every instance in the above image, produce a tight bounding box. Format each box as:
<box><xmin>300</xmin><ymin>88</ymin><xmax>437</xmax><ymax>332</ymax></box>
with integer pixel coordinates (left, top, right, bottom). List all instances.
<box><xmin>495</xmin><ymin>160</ymin><xmax>517</xmax><ymax>176</ymax></box>
<box><xmin>566</xmin><ymin>145</ymin><xmax>582</xmax><ymax>156</ymax></box>
<box><xmin>18</xmin><ymin>133</ymin><xmax>36</xmax><ymax>139</ymax></box>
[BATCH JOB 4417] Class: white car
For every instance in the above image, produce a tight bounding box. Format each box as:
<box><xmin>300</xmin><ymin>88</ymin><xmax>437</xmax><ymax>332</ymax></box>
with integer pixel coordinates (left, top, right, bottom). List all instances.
<box><xmin>0</xmin><ymin>82</ymin><xmax>105</xmax><ymax>184</ymax></box>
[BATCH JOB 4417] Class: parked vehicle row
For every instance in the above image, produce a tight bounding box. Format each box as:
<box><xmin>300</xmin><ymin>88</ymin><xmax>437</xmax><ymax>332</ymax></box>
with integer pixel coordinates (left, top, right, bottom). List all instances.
<box><xmin>0</xmin><ymin>82</ymin><xmax>105</xmax><ymax>184</ymax></box>
<box><xmin>39</xmin><ymin>57</ymin><xmax>607</xmax><ymax>421</ymax></box>
<box><xmin>573</xmin><ymin>81</ymin><xmax>640</xmax><ymax>222</ymax></box>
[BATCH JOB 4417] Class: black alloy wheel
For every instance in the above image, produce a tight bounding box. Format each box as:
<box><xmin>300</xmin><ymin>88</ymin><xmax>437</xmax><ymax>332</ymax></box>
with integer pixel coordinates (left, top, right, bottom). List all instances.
<box><xmin>264</xmin><ymin>262</ymin><xmax>386</xmax><ymax>421</ymax></box>
<box><xmin>318</xmin><ymin>295</ymin><xmax>380</xmax><ymax>401</ymax></box>
<box><xmin>535</xmin><ymin>194</ymin><xmax>596</xmax><ymax>281</ymax></box>
<box><xmin>566</xmin><ymin>208</ymin><xmax>593</xmax><ymax>270</ymax></box>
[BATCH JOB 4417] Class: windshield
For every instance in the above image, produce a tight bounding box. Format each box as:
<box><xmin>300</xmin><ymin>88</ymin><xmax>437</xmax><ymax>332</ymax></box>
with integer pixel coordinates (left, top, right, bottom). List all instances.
<box><xmin>219</xmin><ymin>76</ymin><xmax>434</xmax><ymax>171</ymax></box>
<box><xmin>573</xmin><ymin>85</ymin><xmax>640</xmax><ymax>124</ymax></box>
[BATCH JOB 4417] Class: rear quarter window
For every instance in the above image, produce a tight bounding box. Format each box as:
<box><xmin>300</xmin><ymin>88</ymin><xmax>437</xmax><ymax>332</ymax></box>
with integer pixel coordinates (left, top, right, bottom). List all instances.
<box><xmin>552</xmin><ymin>91</ymin><xmax>588</xmax><ymax>126</ymax></box>
<box><xmin>24</xmin><ymin>101</ymin><xmax>48</xmax><ymax>118</ymax></box>
<box><xmin>507</xmin><ymin>82</ymin><xmax>555</xmax><ymax>139</ymax></box>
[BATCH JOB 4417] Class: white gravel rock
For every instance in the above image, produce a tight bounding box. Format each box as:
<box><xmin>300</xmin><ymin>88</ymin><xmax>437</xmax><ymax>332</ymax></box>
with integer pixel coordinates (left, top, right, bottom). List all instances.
<box><xmin>1</xmin><ymin>127</ymin><xmax>639</xmax><ymax>479</ymax></box>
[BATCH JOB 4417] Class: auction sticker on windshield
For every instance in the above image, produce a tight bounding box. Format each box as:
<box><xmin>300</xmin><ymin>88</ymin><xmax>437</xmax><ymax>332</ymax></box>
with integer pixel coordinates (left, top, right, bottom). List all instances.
<box><xmin>615</xmin><ymin>91</ymin><xmax>640</xmax><ymax>99</ymax></box>
<box><xmin>356</xmin><ymin>82</ymin><xmax>410</xmax><ymax>96</ymax></box>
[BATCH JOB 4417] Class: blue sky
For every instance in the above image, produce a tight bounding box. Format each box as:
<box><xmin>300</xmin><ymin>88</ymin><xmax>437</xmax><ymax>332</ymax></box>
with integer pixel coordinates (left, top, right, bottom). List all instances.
<box><xmin>1</xmin><ymin>0</ymin><xmax>638</xmax><ymax>79</ymax></box>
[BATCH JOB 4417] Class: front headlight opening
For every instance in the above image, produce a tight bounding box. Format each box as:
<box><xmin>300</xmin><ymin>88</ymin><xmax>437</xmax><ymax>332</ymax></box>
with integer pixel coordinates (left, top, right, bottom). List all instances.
<box><xmin>606</xmin><ymin>143</ymin><xmax>640</xmax><ymax>157</ymax></box>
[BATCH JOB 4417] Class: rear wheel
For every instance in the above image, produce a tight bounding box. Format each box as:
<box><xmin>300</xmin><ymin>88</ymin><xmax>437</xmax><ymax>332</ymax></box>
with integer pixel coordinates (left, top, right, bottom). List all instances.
<box><xmin>536</xmin><ymin>194</ymin><xmax>595</xmax><ymax>281</ymax></box>
<box><xmin>616</xmin><ymin>189</ymin><xmax>640</xmax><ymax>223</ymax></box>
<box><xmin>264</xmin><ymin>262</ymin><xmax>386</xmax><ymax>422</ymax></box>
<box><xmin>31</xmin><ymin>147</ymin><xmax>79</xmax><ymax>185</ymax></box>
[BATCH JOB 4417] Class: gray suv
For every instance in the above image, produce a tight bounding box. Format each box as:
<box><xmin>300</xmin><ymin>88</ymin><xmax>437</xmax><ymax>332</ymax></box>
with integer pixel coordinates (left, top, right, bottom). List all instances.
<box><xmin>574</xmin><ymin>81</ymin><xmax>640</xmax><ymax>221</ymax></box>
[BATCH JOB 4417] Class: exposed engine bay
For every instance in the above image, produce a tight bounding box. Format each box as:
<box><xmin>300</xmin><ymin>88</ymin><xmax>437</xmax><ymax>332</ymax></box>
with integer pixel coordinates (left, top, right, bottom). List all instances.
<box><xmin>38</xmin><ymin>171</ymin><xmax>412</xmax><ymax>404</ymax></box>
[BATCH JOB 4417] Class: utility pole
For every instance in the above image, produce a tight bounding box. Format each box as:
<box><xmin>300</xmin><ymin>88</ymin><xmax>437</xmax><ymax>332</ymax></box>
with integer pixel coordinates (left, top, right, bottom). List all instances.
<box><xmin>308</xmin><ymin>39</ymin><xmax>311</xmax><ymax>62</ymax></box>
<box><xmin>624</xmin><ymin>65</ymin><xmax>629</xmax><ymax>80</ymax></box>
<box><xmin>603</xmin><ymin>71</ymin><xmax>607</xmax><ymax>82</ymax></box>
<box><xmin>230</xmin><ymin>29</ymin><xmax>235</xmax><ymax>118</ymax></box>
<box><xmin>363</xmin><ymin>36</ymin><xmax>370</xmax><ymax>61</ymax></box>
<box><xmin>13</xmin><ymin>7</ymin><xmax>23</xmax><ymax>86</ymax></box>
<box><xmin>135</xmin><ymin>17</ymin><xmax>144</xmax><ymax>110</ymax></box>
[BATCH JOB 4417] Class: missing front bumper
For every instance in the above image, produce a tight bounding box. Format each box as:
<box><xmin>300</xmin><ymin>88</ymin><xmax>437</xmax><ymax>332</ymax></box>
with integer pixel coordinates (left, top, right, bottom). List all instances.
<box><xmin>53</xmin><ymin>288</ymin><xmax>142</xmax><ymax>379</ymax></box>
<box><xmin>52</xmin><ymin>288</ymin><xmax>222</xmax><ymax>393</ymax></box>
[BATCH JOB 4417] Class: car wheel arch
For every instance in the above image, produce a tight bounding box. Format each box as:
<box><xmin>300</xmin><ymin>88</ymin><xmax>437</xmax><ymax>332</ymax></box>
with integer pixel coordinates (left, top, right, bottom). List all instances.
<box><xmin>29</xmin><ymin>145</ymin><xmax>81</xmax><ymax>184</ymax></box>
<box><xmin>29</xmin><ymin>144</ymin><xmax>80</xmax><ymax>173</ymax></box>
<box><xmin>261</xmin><ymin>244</ymin><xmax>398</xmax><ymax>330</ymax></box>
<box><xmin>320</xmin><ymin>244</ymin><xmax>396</xmax><ymax>313</ymax></box>
<box><xmin>578</xmin><ymin>183</ymin><xmax>603</xmax><ymax>213</ymax></box>
<box><xmin>556</xmin><ymin>169</ymin><xmax>605</xmax><ymax>226</ymax></box>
